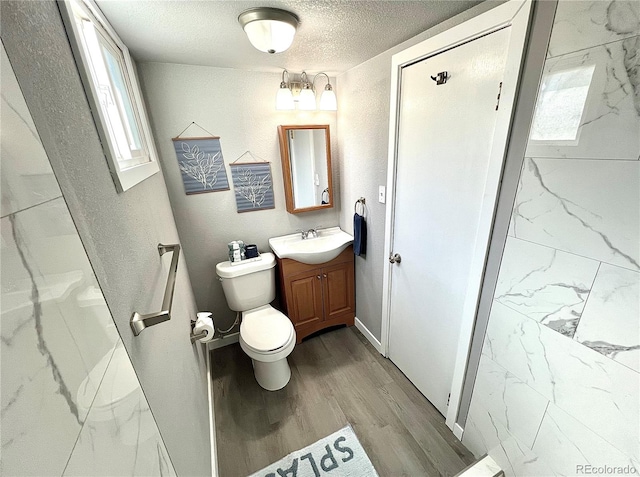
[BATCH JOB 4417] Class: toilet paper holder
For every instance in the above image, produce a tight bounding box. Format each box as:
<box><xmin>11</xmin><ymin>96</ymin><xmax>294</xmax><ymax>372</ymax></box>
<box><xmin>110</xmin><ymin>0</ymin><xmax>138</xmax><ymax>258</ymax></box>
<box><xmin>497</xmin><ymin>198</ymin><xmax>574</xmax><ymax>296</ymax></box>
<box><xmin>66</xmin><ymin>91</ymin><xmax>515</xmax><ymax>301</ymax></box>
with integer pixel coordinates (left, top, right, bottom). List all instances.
<box><xmin>190</xmin><ymin>322</ymin><xmax>209</xmax><ymax>344</ymax></box>
<box><xmin>191</xmin><ymin>312</ymin><xmax>214</xmax><ymax>344</ymax></box>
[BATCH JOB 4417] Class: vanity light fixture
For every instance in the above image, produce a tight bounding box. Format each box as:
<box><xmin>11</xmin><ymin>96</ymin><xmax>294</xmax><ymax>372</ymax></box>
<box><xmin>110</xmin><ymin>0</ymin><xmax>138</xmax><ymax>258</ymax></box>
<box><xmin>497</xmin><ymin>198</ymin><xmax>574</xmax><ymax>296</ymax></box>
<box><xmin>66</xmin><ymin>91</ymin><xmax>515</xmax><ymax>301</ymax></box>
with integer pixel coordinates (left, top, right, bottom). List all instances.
<box><xmin>238</xmin><ymin>7</ymin><xmax>299</xmax><ymax>54</ymax></box>
<box><xmin>297</xmin><ymin>72</ymin><xmax>317</xmax><ymax>111</ymax></box>
<box><xmin>276</xmin><ymin>69</ymin><xmax>338</xmax><ymax>111</ymax></box>
<box><xmin>276</xmin><ymin>70</ymin><xmax>295</xmax><ymax>110</ymax></box>
<box><xmin>314</xmin><ymin>72</ymin><xmax>337</xmax><ymax>111</ymax></box>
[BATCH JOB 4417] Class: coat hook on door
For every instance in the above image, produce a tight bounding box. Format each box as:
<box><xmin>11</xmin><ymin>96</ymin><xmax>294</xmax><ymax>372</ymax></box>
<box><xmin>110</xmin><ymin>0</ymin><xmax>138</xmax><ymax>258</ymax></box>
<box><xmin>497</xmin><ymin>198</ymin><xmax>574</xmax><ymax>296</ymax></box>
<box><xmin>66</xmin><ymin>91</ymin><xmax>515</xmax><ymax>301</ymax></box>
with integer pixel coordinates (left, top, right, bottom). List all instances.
<box><xmin>430</xmin><ymin>71</ymin><xmax>449</xmax><ymax>85</ymax></box>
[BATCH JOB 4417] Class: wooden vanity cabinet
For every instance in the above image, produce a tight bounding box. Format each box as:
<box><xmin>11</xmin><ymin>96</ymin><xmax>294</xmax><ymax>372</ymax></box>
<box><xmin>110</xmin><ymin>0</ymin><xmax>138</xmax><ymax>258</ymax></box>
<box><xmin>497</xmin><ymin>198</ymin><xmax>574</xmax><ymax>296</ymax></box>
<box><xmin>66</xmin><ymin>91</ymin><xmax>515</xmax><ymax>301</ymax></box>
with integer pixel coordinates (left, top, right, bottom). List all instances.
<box><xmin>276</xmin><ymin>246</ymin><xmax>355</xmax><ymax>343</ymax></box>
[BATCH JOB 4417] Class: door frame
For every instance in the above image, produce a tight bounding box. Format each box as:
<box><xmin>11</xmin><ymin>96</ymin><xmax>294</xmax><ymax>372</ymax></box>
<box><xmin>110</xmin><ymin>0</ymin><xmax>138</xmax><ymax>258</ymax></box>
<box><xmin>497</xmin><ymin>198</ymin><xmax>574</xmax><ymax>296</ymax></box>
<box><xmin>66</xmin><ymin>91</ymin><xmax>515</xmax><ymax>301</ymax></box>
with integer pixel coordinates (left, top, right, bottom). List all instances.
<box><xmin>380</xmin><ymin>0</ymin><xmax>533</xmax><ymax>434</ymax></box>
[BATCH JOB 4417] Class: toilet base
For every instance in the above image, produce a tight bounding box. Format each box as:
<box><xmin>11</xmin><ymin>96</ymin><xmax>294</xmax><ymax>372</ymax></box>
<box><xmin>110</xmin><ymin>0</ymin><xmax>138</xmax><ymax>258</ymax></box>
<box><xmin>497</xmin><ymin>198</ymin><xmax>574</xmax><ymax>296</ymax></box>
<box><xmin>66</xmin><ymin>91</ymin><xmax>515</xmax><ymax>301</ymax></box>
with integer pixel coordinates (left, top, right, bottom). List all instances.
<box><xmin>252</xmin><ymin>358</ymin><xmax>291</xmax><ymax>391</ymax></box>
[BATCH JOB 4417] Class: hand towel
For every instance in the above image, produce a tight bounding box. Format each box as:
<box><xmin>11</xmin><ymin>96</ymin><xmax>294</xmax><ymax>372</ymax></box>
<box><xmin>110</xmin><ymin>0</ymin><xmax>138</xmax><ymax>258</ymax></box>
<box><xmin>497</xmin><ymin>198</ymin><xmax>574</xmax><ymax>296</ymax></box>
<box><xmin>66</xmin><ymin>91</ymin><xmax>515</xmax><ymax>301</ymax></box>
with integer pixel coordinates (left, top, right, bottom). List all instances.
<box><xmin>354</xmin><ymin>212</ymin><xmax>367</xmax><ymax>256</ymax></box>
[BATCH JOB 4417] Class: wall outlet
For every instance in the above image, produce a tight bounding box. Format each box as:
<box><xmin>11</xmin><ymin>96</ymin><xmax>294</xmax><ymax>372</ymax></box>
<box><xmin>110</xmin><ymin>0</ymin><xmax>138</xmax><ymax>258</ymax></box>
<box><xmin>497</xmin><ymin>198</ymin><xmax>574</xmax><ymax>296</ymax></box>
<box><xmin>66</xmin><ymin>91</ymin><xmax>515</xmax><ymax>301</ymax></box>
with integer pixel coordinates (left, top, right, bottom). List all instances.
<box><xmin>378</xmin><ymin>185</ymin><xmax>386</xmax><ymax>204</ymax></box>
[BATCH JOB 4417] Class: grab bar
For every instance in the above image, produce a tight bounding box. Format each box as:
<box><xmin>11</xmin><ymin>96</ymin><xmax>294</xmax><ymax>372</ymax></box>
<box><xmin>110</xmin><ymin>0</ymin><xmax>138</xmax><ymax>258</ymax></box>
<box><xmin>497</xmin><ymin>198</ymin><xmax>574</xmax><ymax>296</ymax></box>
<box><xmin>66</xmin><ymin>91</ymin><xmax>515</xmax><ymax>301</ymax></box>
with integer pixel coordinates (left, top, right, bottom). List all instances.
<box><xmin>130</xmin><ymin>243</ymin><xmax>181</xmax><ymax>336</ymax></box>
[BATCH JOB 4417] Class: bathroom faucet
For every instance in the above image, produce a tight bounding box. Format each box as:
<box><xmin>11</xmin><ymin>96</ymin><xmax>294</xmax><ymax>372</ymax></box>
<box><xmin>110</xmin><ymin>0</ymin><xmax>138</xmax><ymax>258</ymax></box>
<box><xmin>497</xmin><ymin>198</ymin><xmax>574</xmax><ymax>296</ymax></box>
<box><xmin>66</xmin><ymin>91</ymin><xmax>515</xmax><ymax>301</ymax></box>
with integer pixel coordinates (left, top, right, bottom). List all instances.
<box><xmin>307</xmin><ymin>226</ymin><xmax>323</xmax><ymax>238</ymax></box>
<box><xmin>297</xmin><ymin>226</ymin><xmax>323</xmax><ymax>239</ymax></box>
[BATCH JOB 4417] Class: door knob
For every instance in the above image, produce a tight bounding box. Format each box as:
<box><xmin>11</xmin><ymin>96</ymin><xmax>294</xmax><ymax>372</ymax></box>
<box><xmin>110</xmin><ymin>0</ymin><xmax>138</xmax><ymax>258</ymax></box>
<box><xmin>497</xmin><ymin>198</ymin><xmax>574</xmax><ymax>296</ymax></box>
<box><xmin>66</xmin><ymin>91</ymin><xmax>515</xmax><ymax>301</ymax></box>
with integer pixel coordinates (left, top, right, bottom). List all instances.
<box><xmin>389</xmin><ymin>253</ymin><xmax>402</xmax><ymax>264</ymax></box>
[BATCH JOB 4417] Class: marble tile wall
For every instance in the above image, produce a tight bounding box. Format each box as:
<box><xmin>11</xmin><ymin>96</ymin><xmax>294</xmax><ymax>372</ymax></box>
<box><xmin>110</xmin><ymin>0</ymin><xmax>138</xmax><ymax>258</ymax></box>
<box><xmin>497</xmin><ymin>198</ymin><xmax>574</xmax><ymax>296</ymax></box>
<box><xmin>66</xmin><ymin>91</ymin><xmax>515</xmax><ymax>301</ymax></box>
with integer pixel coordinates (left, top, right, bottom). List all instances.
<box><xmin>1</xmin><ymin>44</ymin><xmax>175</xmax><ymax>476</ymax></box>
<box><xmin>464</xmin><ymin>1</ymin><xmax>640</xmax><ymax>475</ymax></box>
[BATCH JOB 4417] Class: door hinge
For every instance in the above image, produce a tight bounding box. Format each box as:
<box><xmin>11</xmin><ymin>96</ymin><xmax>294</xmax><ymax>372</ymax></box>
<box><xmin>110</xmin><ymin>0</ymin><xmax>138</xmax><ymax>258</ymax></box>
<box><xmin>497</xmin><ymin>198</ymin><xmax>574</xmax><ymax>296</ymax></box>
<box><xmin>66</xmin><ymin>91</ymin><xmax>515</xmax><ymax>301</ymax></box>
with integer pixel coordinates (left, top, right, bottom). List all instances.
<box><xmin>447</xmin><ymin>393</ymin><xmax>451</xmax><ymax>406</ymax></box>
<box><xmin>495</xmin><ymin>81</ymin><xmax>503</xmax><ymax>111</ymax></box>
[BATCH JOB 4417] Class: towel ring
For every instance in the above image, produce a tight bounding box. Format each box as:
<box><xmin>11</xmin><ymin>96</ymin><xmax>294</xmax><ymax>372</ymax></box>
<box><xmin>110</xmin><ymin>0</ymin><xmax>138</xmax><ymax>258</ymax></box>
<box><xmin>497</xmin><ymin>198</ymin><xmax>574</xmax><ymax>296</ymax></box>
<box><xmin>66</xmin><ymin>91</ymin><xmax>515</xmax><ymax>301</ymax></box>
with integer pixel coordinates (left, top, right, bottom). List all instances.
<box><xmin>322</xmin><ymin>188</ymin><xmax>330</xmax><ymax>204</ymax></box>
<box><xmin>354</xmin><ymin>197</ymin><xmax>365</xmax><ymax>215</ymax></box>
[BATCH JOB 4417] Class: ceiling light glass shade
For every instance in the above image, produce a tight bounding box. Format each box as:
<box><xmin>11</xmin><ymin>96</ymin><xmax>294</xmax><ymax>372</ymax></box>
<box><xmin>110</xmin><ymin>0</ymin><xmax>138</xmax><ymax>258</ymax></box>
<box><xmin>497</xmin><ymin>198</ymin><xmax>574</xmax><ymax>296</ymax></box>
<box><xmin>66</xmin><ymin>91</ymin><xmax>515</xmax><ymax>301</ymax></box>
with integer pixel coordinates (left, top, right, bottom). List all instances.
<box><xmin>319</xmin><ymin>86</ymin><xmax>337</xmax><ymax>111</ymax></box>
<box><xmin>276</xmin><ymin>83</ymin><xmax>295</xmax><ymax>110</ymax></box>
<box><xmin>238</xmin><ymin>8</ymin><xmax>299</xmax><ymax>54</ymax></box>
<box><xmin>298</xmin><ymin>87</ymin><xmax>316</xmax><ymax>110</ymax></box>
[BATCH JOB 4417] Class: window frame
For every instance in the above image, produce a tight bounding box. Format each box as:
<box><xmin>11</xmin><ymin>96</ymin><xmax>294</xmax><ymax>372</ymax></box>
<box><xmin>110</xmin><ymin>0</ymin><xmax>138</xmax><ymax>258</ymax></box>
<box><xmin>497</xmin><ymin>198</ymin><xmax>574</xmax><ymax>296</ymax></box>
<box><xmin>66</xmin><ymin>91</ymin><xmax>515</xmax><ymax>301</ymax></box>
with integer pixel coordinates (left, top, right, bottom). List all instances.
<box><xmin>59</xmin><ymin>0</ymin><xmax>160</xmax><ymax>192</ymax></box>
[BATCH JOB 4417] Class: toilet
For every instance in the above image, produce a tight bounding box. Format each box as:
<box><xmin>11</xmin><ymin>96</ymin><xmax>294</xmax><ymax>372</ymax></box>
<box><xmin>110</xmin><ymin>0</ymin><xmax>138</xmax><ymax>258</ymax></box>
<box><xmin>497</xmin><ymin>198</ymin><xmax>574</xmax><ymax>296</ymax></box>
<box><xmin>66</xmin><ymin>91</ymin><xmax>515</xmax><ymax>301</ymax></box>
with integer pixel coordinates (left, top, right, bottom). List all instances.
<box><xmin>215</xmin><ymin>253</ymin><xmax>295</xmax><ymax>391</ymax></box>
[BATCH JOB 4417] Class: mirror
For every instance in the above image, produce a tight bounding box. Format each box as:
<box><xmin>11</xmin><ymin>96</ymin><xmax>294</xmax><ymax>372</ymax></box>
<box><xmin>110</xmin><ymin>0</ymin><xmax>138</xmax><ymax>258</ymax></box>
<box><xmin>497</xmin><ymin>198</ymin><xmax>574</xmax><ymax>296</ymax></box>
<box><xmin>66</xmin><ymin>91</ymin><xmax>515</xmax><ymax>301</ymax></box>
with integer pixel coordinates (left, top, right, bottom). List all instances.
<box><xmin>278</xmin><ymin>125</ymin><xmax>333</xmax><ymax>214</ymax></box>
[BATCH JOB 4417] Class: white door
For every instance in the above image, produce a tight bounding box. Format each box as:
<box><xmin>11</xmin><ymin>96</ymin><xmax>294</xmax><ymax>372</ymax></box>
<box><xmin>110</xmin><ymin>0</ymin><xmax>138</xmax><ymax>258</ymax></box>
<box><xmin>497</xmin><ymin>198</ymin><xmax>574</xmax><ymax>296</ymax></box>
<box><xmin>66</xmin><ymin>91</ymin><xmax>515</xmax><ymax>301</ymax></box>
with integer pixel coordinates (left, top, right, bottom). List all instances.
<box><xmin>388</xmin><ymin>27</ymin><xmax>510</xmax><ymax>416</ymax></box>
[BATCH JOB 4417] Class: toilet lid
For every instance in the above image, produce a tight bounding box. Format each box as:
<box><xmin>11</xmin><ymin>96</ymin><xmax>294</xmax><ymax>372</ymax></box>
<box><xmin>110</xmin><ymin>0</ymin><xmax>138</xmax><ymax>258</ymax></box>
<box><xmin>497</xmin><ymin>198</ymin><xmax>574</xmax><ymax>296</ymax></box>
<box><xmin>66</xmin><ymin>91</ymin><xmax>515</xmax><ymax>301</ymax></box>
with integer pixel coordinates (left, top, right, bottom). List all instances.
<box><xmin>241</xmin><ymin>305</ymin><xmax>294</xmax><ymax>352</ymax></box>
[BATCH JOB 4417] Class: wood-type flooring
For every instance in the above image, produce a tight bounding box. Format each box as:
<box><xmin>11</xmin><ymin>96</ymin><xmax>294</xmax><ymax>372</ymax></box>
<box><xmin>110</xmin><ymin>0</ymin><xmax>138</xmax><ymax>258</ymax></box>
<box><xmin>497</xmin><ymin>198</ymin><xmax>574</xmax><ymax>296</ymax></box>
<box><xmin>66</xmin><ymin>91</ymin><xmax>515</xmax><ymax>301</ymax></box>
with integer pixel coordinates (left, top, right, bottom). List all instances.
<box><xmin>211</xmin><ymin>326</ymin><xmax>475</xmax><ymax>476</ymax></box>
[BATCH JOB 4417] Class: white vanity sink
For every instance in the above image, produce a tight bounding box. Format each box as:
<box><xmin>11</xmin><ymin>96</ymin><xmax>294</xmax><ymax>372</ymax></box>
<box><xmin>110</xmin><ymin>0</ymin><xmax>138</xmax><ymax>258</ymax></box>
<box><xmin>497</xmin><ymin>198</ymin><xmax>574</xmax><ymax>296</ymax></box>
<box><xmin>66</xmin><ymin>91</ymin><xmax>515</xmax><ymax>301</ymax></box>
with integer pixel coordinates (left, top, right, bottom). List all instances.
<box><xmin>269</xmin><ymin>227</ymin><xmax>354</xmax><ymax>265</ymax></box>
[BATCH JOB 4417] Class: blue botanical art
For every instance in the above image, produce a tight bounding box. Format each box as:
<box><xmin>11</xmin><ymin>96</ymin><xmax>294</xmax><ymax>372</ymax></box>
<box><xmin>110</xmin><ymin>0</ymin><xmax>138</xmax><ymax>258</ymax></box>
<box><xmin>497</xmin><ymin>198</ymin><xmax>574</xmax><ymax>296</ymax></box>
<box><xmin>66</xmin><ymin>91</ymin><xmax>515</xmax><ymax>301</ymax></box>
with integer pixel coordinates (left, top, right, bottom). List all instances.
<box><xmin>230</xmin><ymin>163</ymin><xmax>275</xmax><ymax>213</ymax></box>
<box><xmin>172</xmin><ymin>137</ymin><xmax>230</xmax><ymax>194</ymax></box>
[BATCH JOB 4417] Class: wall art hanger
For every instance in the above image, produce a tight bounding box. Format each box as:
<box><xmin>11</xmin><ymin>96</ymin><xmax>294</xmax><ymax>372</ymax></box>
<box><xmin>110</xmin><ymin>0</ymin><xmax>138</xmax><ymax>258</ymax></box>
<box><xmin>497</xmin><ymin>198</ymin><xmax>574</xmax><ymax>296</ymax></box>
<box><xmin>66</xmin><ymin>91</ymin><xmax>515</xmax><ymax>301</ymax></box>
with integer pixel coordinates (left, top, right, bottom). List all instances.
<box><xmin>231</xmin><ymin>150</ymin><xmax>270</xmax><ymax>165</ymax></box>
<box><xmin>172</xmin><ymin>121</ymin><xmax>219</xmax><ymax>140</ymax></box>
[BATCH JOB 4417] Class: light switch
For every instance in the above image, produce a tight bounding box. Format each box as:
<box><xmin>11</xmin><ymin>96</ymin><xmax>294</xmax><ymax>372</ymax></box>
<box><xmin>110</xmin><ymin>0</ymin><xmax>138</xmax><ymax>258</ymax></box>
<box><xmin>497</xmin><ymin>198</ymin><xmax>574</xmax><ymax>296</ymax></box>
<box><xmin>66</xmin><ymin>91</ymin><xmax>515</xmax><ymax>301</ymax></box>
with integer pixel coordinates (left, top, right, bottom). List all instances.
<box><xmin>378</xmin><ymin>185</ymin><xmax>386</xmax><ymax>204</ymax></box>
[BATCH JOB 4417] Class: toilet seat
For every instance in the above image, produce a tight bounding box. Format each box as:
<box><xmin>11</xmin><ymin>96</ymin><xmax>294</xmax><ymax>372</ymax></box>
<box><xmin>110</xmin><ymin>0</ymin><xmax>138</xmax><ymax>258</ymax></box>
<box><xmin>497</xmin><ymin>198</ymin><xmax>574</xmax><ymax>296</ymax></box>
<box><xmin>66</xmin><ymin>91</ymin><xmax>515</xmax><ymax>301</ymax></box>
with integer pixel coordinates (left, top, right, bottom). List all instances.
<box><xmin>240</xmin><ymin>305</ymin><xmax>294</xmax><ymax>354</ymax></box>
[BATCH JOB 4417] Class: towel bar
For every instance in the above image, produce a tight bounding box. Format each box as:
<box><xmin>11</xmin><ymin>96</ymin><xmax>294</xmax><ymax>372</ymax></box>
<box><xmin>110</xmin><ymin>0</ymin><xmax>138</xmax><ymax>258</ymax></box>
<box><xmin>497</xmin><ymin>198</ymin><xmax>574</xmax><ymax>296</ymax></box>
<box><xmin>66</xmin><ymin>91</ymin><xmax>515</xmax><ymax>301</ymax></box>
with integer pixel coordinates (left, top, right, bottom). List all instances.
<box><xmin>130</xmin><ymin>243</ymin><xmax>181</xmax><ymax>336</ymax></box>
<box><xmin>354</xmin><ymin>197</ymin><xmax>365</xmax><ymax>215</ymax></box>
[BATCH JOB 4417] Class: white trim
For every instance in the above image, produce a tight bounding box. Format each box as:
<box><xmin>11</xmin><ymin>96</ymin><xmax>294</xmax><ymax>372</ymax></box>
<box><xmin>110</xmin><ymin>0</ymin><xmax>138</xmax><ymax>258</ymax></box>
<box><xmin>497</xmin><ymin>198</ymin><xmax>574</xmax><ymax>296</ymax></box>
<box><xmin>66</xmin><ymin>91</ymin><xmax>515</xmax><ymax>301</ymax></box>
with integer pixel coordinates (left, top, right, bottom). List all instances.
<box><xmin>354</xmin><ymin>317</ymin><xmax>384</xmax><ymax>355</ymax></box>
<box><xmin>206</xmin><ymin>332</ymin><xmax>240</xmax><ymax>351</ymax></box>
<box><xmin>205</xmin><ymin>345</ymin><xmax>219</xmax><ymax>477</ymax></box>
<box><xmin>453</xmin><ymin>423</ymin><xmax>464</xmax><ymax>441</ymax></box>
<box><xmin>381</xmin><ymin>0</ymin><xmax>533</xmax><ymax>432</ymax></box>
<box><xmin>58</xmin><ymin>0</ymin><xmax>160</xmax><ymax>193</ymax></box>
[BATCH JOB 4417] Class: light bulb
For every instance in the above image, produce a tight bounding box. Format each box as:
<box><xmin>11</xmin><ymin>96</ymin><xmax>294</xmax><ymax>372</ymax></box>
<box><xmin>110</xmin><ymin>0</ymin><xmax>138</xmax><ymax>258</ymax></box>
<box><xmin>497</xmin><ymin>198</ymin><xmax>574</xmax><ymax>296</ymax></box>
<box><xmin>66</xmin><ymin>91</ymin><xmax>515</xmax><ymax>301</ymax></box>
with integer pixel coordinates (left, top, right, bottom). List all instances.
<box><xmin>276</xmin><ymin>82</ymin><xmax>294</xmax><ymax>110</ymax></box>
<box><xmin>298</xmin><ymin>87</ymin><xmax>316</xmax><ymax>110</ymax></box>
<box><xmin>319</xmin><ymin>86</ymin><xmax>337</xmax><ymax>111</ymax></box>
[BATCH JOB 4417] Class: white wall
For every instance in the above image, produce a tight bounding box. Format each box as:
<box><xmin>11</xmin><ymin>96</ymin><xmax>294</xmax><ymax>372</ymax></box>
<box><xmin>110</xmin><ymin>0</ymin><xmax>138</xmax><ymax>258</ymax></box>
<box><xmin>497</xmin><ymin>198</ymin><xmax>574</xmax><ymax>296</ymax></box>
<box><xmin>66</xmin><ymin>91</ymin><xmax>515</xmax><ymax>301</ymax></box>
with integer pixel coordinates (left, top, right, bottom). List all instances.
<box><xmin>336</xmin><ymin>0</ymin><xmax>504</xmax><ymax>340</ymax></box>
<box><xmin>1</xmin><ymin>41</ymin><xmax>176</xmax><ymax>477</ymax></box>
<box><xmin>1</xmin><ymin>2</ymin><xmax>212</xmax><ymax>475</ymax></box>
<box><xmin>462</xmin><ymin>1</ymin><xmax>640</xmax><ymax>474</ymax></box>
<box><xmin>138</xmin><ymin>63</ymin><xmax>340</xmax><ymax>329</ymax></box>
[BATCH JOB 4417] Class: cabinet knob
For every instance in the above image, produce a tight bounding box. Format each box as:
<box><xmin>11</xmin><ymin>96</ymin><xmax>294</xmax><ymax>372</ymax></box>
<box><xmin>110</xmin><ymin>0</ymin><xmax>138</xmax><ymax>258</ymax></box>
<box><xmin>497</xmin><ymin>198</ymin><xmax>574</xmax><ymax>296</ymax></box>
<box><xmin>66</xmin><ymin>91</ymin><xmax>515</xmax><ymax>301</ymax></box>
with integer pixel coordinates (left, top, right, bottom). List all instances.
<box><xmin>317</xmin><ymin>275</ymin><xmax>321</xmax><ymax>279</ymax></box>
<box><xmin>323</xmin><ymin>274</ymin><xmax>327</xmax><ymax>278</ymax></box>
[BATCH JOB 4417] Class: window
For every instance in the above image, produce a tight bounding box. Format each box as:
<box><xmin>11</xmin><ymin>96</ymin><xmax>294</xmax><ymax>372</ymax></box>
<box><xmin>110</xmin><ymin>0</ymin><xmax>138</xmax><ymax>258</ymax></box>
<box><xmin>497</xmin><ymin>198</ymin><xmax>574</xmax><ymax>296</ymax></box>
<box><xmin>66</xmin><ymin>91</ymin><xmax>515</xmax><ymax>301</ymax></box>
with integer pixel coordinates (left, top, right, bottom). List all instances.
<box><xmin>529</xmin><ymin>64</ymin><xmax>596</xmax><ymax>143</ymax></box>
<box><xmin>60</xmin><ymin>0</ymin><xmax>159</xmax><ymax>191</ymax></box>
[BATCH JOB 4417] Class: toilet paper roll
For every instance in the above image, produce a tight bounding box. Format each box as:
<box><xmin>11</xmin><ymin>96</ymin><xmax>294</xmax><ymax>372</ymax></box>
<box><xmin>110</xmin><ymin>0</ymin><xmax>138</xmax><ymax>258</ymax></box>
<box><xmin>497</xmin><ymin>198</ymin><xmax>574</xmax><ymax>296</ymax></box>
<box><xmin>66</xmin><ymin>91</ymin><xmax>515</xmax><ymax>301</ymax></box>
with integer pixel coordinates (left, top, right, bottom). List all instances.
<box><xmin>197</xmin><ymin>311</ymin><xmax>212</xmax><ymax>320</ymax></box>
<box><xmin>194</xmin><ymin>315</ymin><xmax>215</xmax><ymax>343</ymax></box>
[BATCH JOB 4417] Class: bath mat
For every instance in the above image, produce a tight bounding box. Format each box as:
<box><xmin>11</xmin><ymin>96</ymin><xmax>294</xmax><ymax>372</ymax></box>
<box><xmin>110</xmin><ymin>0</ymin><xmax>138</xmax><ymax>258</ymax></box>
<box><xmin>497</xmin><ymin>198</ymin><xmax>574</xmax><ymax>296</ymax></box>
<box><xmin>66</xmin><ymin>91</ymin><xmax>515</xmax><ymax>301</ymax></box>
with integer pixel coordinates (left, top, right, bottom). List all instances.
<box><xmin>248</xmin><ymin>425</ymin><xmax>378</xmax><ymax>477</ymax></box>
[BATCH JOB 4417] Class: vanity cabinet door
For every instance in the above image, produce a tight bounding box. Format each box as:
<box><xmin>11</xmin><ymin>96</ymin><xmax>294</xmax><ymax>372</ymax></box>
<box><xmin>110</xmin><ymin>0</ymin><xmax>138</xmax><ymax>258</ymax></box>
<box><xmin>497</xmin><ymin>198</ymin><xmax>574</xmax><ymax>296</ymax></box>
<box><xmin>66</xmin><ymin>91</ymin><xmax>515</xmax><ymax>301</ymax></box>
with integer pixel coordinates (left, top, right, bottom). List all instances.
<box><xmin>276</xmin><ymin>246</ymin><xmax>355</xmax><ymax>343</ymax></box>
<box><xmin>322</xmin><ymin>260</ymin><xmax>355</xmax><ymax>321</ymax></box>
<box><xmin>285</xmin><ymin>270</ymin><xmax>324</xmax><ymax>328</ymax></box>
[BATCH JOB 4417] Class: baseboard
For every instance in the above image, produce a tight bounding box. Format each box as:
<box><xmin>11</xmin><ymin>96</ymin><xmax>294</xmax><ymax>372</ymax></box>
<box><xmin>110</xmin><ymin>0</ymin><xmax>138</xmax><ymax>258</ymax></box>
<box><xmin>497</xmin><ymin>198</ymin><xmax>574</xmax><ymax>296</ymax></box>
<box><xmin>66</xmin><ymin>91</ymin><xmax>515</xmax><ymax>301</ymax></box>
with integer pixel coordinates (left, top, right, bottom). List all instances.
<box><xmin>206</xmin><ymin>331</ymin><xmax>239</xmax><ymax>351</ymax></box>
<box><xmin>354</xmin><ymin>317</ymin><xmax>384</xmax><ymax>355</ymax></box>
<box><xmin>453</xmin><ymin>423</ymin><xmax>464</xmax><ymax>440</ymax></box>
<box><xmin>205</xmin><ymin>344</ymin><xmax>218</xmax><ymax>477</ymax></box>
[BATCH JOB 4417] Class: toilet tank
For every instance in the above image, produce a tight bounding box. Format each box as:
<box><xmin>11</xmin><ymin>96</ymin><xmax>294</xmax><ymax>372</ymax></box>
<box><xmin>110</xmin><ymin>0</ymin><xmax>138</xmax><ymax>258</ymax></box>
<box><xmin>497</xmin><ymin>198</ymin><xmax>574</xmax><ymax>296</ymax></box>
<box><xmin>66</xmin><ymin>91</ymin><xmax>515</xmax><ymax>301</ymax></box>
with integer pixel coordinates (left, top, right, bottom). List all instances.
<box><xmin>215</xmin><ymin>253</ymin><xmax>277</xmax><ymax>312</ymax></box>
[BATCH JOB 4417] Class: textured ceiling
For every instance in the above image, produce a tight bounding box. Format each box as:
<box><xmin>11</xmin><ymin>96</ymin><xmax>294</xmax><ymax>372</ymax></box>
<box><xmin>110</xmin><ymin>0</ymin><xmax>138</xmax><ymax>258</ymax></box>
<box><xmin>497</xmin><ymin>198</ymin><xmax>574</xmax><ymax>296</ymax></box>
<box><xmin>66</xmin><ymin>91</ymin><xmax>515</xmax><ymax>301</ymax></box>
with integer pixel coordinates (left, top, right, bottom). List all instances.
<box><xmin>95</xmin><ymin>0</ymin><xmax>483</xmax><ymax>74</ymax></box>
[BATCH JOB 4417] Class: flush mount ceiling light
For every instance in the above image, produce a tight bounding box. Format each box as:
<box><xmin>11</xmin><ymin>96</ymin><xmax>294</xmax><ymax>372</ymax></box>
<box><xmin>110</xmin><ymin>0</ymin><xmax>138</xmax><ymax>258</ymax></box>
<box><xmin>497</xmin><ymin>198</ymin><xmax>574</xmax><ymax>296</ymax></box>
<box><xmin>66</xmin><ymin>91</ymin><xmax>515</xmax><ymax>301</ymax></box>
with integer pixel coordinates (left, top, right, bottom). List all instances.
<box><xmin>276</xmin><ymin>69</ymin><xmax>338</xmax><ymax>111</ymax></box>
<box><xmin>238</xmin><ymin>7</ymin><xmax>299</xmax><ymax>54</ymax></box>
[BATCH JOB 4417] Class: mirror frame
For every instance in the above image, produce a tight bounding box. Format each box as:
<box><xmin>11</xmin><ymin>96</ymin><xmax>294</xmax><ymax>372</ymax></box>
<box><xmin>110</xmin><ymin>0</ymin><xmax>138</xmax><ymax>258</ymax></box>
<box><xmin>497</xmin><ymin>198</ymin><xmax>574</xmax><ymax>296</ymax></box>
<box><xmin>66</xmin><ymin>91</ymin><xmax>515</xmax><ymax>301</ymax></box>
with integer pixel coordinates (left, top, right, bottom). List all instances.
<box><xmin>278</xmin><ymin>124</ymin><xmax>333</xmax><ymax>214</ymax></box>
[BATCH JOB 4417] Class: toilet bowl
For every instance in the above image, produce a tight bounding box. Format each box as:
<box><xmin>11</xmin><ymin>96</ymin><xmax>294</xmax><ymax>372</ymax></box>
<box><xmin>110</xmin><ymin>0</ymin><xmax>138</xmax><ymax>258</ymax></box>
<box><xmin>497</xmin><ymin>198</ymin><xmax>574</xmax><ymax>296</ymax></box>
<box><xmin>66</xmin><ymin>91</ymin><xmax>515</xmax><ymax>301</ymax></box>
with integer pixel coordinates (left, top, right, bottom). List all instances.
<box><xmin>239</xmin><ymin>305</ymin><xmax>295</xmax><ymax>390</ymax></box>
<box><xmin>216</xmin><ymin>253</ymin><xmax>296</xmax><ymax>391</ymax></box>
